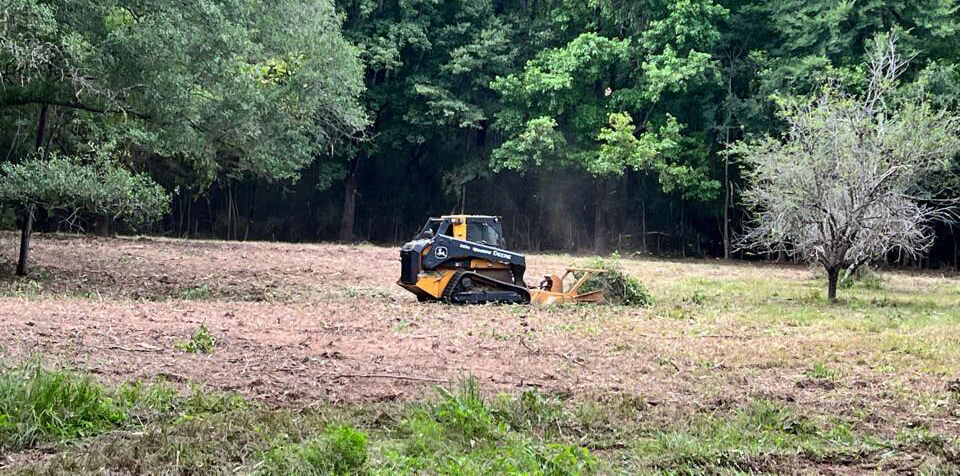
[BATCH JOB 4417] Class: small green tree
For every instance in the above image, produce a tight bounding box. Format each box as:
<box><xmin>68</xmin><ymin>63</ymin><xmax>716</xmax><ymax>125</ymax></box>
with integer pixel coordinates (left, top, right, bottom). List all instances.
<box><xmin>0</xmin><ymin>153</ymin><xmax>169</xmax><ymax>239</ymax></box>
<box><xmin>733</xmin><ymin>35</ymin><xmax>960</xmax><ymax>301</ymax></box>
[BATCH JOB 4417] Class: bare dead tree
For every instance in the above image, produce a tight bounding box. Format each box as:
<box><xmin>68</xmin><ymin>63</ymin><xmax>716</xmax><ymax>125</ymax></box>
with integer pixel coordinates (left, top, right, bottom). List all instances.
<box><xmin>731</xmin><ymin>34</ymin><xmax>960</xmax><ymax>301</ymax></box>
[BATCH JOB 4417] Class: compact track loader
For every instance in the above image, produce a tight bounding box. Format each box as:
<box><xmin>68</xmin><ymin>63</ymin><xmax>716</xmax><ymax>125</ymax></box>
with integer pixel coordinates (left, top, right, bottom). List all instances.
<box><xmin>397</xmin><ymin>215</ymin><xmax>605</xmax><ymax>305</ymax></box>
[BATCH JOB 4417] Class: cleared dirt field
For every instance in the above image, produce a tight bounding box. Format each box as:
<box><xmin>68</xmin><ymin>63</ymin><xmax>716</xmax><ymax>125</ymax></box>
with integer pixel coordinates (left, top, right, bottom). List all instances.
<box><xmin>2</xmin><ymin>233</ymin><xmax>959</xmax><ymax>473</ymax></box>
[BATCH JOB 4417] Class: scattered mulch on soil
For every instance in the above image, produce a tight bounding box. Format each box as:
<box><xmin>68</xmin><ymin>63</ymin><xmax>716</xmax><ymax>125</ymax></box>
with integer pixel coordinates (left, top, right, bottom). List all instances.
<box><xmin>0</xmin><ymin>232</ymin><xmax>956</xmax><ymax>444</ymax></box>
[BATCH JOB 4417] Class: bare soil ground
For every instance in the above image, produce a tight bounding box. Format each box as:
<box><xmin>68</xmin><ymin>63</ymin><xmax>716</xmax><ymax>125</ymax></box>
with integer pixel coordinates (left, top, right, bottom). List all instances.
<box><xmin>1</xmin><ymin>233</ymin><xmax>959</xmax><ymax>468</ymax></box>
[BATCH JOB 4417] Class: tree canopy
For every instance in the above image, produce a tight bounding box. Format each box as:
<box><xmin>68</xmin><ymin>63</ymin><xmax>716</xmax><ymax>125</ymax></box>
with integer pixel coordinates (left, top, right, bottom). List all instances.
<box><xmin>0</xmin><ymin>0</ymin><xmax>366</xmax><ymax>273</ymax></box>
<box><xmin>4</xmin><ymin>0</ymin><xmax>960</xmax><ymax>271</ymax></box>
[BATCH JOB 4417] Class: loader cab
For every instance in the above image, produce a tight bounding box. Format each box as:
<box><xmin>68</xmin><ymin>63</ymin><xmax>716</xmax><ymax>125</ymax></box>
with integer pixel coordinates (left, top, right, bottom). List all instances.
<box><xmin>416</xmin><ymin>215</ymin><xmax>506</xmax><ymax>248</ymax></box>
<box><xmin>465</xmin><ymin>217</ymin><xmax>506</xmax><ymax>248</ymax></box>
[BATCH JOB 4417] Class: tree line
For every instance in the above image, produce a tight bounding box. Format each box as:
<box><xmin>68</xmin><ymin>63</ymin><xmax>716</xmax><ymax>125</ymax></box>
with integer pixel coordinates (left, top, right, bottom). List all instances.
<box><xmin>4</xmin><ymin>0</ymin><xmax>960</xmax><ymax>274</ymax></box>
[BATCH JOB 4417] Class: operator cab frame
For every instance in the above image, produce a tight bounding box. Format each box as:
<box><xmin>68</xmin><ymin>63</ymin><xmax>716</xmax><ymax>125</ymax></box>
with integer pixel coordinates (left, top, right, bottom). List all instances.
<box><xmin>415</xmin><ymin>215</ymin><xmax>506</xmax><ymax>248</ymax></box>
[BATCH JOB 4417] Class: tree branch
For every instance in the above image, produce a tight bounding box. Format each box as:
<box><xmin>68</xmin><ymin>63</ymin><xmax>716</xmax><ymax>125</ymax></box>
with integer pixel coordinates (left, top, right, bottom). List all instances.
<box><xmin>1</xmin><ymin>97</ymin><xmax>150</xmax><ymax>120</ymax></box>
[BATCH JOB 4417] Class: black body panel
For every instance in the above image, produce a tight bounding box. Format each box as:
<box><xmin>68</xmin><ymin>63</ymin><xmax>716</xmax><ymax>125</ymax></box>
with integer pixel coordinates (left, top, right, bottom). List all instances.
<box><xmin>399</xmin><ymin>239</ymin><xmax>430</xmax><ymax>284</ymax></box>
<box><xmin>422</xmin><ymin>234</ymin><xmax>526</xmax><ymax>285</ymax></box>
<box><xmin>422</xmin><ymin>234</ymin><xmax>524</xmax><ymax>267</ymax></box>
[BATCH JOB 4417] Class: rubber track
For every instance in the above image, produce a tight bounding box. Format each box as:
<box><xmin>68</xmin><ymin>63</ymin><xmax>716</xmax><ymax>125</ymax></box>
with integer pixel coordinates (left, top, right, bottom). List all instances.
<box><xmin>442</xmin><ymin>270</ymin><xmax>531</xmax><ymax>304</ymax></box>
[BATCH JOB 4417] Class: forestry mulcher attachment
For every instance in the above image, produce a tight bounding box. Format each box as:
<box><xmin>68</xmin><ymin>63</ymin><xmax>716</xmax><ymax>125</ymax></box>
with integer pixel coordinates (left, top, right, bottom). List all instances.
<box><xmin>398</xmin><ymin>215</ymin><xmax>605</xmax><ymax>305</ymax></box>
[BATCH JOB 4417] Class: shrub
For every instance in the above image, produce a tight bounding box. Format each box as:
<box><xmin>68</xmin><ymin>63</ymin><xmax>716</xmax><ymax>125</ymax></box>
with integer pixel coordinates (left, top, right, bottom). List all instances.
<box><xmin>175</xmin><ymin>324</ymin><xmax>217</xmax><ymax>354</ymax></box>
<box><xmin>260</xmin><ymin>425</ymin><xmax>368</xmax><ymax>475</ymax></box>
<box><xmin>579</xmin><ymin>254</ymin><xmax>652</xmax><ymax>306</ymax></box>
<box><xmin>116</xmin><ymin>379</ymin><xmax>178</xmax><ymax>414</ymax></box>
<box><xmin>433</xmin><ymin>378</ymin><xmax>498</xmax><ymax>440</ymax></box>
<box><xmin>325</xmin><ymin>425</ymin><xmax>369</xmax><ymax>473</ymax></box>
<box><xmin>539</xmin><ymin>443</ymin><xmax>595</xmax><ymax>476</ymax></box>
<box><xmin>836</xmin><ymin>266</ymin><xmax>883</xmax><ymax>290</ymax></box>
<box><xmin>805</xmin><ymin>363</ymin><xmax>839</xmax><ymax>380</ymax></box>
<box><xmin>389</xmin><ymin>380</ymin><xmax>596</xmax><ymax>475</ymax></box>
<box><xmin>179</xmin><ymin>284</ymin><xmax>211</xmax><ymax>300</ymax></box>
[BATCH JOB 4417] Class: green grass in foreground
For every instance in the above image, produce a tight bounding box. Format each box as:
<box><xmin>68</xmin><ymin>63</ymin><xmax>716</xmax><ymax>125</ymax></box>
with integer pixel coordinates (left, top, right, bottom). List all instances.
<box><xmin>1</xmin><ymin>363</ymin><xmax>958</xmax><ymax>475</ymax></box>
<box><xmin>0</xmin><ymin>362</ymin><xmax>126</xmax><ymax>451</ymax></box>
<box><xmin>0</xmin><ymin>361</ymin><xmax>246</xmax><ymax>454</ymax></box>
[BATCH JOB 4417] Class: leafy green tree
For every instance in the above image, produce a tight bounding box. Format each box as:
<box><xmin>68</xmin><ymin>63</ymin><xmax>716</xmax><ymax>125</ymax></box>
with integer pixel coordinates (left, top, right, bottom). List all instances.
<box><xmin>6</xmin><ymin>0</ymin><xmax>960</xmax><ymax>266</ymax></box>
<box><xmin>711</xmin><ymin>0</ymin><xmax>960</xmax><ymax>260</ymax></box>
<box><xmin>749</xmin><ymin>0</ymin><xmax>960</xmax><ymax>105</ymax></box>
<box><xmin>334</xmin><ymin>0</ymin><xmax>519</xmax><ymax>240</ymax></box>
<box><xmin>0</xmin><ymin>0</ymin><xmax>365</xmax><ymax>274</ymax></box>
<box><xmin>491</xmin><ymin>0</ymin><xmax>727</xmax><ymax>252</ymax></box>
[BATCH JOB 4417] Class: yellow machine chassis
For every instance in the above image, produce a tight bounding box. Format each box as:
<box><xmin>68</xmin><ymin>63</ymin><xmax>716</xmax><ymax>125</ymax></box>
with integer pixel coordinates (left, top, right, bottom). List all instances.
<box><xmin>400</xmin><ymin>267</ymin><xmax>607</xmax><ymax>306</ymax></box>
<box><xmin>398</xmin><ymin>270</ymin><xmax>457</xmax><ymax>299</ymax></box>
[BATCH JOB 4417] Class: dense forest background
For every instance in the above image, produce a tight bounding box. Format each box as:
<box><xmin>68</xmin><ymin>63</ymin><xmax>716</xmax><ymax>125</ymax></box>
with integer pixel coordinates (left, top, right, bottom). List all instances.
<box><xmin>4</xmin><ymin>0</ymin><xmax>960</xmax><ymax>267</ymax></box>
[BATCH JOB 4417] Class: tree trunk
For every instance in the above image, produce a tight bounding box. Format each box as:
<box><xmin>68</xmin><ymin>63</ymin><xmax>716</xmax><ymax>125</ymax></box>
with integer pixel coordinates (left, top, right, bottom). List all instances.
<box><xmin>593</xmin><ymin>180</ymin><xmax>606</xmax><ymax>256</ymax></box>
<box><xmin>723</xmin><ymin>68</ymin><xmax>733</xmax><ymax>260</ymax></box>
<box><xmin>641</xmin><ymin>196</ymin><xmax>647</xmax><ymax>253</ymax></box>
<box><xmin>339</xmin><ymin>157</ymin><xmax>360</xmax><ymax>242</ymax></box>
<box><xmin>16</xmin><ymin>104</ymin><xmax>49</xmax><ymax>276</ymax></box>
<box><xmin>16</xmin><ymin>206</ymin><xmax>34</xmax><ymax>276</ymax></box>
<box><xmin>185</xmin><ymin>197</ymin><xmax>192</xmax><ymax>238</ymax></box>
<box><xmin>177</xmin><ymin>196</ymin><xmax>184</xmax><ymax>236</ymax></box>
<box><xmin>206</xmin><ymin>197</ymin><xmax>213</xmax><ymax>236</ymax></box>
<box><xmin>680</xmin><ymin>199</ymin><xmax>686</xmax><ymax>258</ymax></box>
<box><xmin>723</xmin><ymin>157</ymin><xmax>731</xmax><ymax>260</ymax></box>
<box><xmin>245</xmin><ymin>182</ymin><xmax>256</xmax><ymax>241</ymax></box>
<box><xmin>954</xmin><ymin>235</ymin><xmax>958</xmax><ymax>271</ymax></box>
<box><xmin>94</xmin><ymin>215</ymin><xmax>110</xmax><ymax>237</ymax></box>
<box><xmin>225</xmin><ymin>183</ymin><xmax>233</xmax><ymax>240</ymax></box>
<box><xmin>826</xmin><ymin>266</ymin><xmax>840</xmax><ymax>302</ymax></box>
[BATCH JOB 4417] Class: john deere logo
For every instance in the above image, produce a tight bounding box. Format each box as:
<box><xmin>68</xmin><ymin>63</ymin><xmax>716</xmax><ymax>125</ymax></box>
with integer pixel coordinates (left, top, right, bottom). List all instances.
<box><xmin>435</xmin><ymin>246</ymin><xmax>448</xmax><ymax>259</ymax></box>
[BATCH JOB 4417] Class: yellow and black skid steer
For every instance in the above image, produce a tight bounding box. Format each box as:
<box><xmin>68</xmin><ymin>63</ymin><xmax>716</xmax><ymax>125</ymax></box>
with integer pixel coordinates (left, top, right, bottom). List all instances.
<box><xmin>398</xmin><ymin>215</ymin><xmax>605</xmax><ymax>306</ymax></box>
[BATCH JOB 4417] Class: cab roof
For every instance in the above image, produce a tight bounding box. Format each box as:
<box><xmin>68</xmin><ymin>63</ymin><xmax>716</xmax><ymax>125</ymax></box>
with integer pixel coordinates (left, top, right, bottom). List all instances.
<box><xmin>436</xmin><ymin>215</ymin><xmax>500</xmax><ymax>220</ymax></box>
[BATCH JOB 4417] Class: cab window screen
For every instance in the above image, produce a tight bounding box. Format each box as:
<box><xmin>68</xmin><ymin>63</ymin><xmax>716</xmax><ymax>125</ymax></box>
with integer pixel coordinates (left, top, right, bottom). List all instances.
<box><xmin>436</xmin><ymin>221</ymin><xmax>450</xmax><ymax>236</ymax></box>
<box><xmin>417</xmin><ymin>219</ymin><xmax>442</xmax><ymax>239</ymax></box>
<box><xmin>467</xmin><ymin>221</ymin><xmax>501</xmax><ymax>245</ymax></box>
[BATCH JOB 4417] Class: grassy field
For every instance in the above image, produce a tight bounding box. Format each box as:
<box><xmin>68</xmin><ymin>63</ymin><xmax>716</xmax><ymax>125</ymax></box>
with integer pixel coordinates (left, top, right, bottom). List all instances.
<box><xmin>1</xmin><ymin>233</ymin><xmax>958</xmax><ymax>474</ymax></box>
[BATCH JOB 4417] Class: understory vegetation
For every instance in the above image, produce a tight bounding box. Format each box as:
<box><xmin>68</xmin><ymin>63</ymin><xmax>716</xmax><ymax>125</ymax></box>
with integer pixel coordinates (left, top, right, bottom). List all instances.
<box><xmin>1</xmin><ymin>364</ymin><xmax>957</xmax><ymax>474</ymax></box>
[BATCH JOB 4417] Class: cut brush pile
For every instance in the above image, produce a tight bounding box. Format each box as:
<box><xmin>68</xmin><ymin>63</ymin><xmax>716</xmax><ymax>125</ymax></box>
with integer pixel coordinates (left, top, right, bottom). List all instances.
<box><xmin>579</xmin><ymin>255</ymin><xmax>652</xmax><ymax>306</ymax></box>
